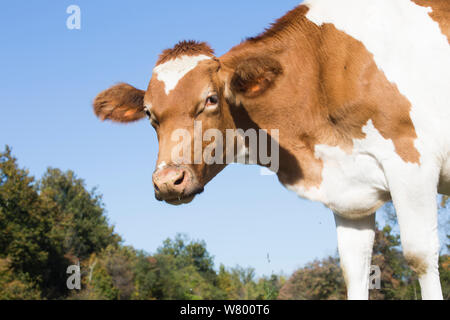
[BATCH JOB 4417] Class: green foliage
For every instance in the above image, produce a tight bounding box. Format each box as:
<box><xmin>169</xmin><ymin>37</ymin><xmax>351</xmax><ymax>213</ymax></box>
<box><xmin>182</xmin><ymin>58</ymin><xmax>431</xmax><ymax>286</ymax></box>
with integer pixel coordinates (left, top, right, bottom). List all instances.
<box><xmin>278</xmin><ymin>256</ymin><xmax>346</xmax><ymax>300</ymax></box>
<box><xmin>0</xmin><ymin>146</ymin><xmax>59</xmax><ymax>297</ymax></box>
<box><xmin>215</xmin><ymin>264</ymin><xmax>284</xmax><ymax>300</ymax></box>
<box><xmin>39</xmin><ymin>168</ymin><xmax>121</xmax><ymax>261</ymax></box>
<box><xmin>137</xmin><ymin>234</ymin><xmax>224</xmax><ymax>300</ymax></box>
<box><xmin>258</xmin><ymin>274</ymin><xmax>284</xmax><ymax>300</ymax></box>
<box><xmin>132</xmin><ymin>253</ymin><xmax>159</xmax><ymax>300</ymax></box>
<box><xmin>217</xmin><ymin>265</ymin><xmax>256</xmax><ymax>300</ymax></box>
<box><xmin>0</xmin><ymin>146</ymin><xmax>120</xmax><ymax>299</ymax></box>
<box><xmin>370</xmin><ymin>224</ymin><xmax>420</xmax><ymax>300</ymax></box>
<box><xmin>440</xmin><ymin>255</ymin><xmax>450</xmax><ymax>300</ymax></box>
<box><xmin>0</xmin><ymin>258</ymin><xmax>41</xmax><ymax>299</ymax></box>
<box><xmin>157</xmin><ymin>234</ymin><xmax>216</xmax><ymax>279</ymax></box>
<box><xmin>72</xmin><ymin>245</ymin><xmax>136</xmax><ymax>300</ymax></box>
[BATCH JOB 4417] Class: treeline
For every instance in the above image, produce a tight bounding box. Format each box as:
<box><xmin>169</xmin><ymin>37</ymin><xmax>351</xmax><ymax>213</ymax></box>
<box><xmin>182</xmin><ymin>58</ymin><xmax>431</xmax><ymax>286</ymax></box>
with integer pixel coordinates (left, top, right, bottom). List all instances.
<box><xmin>0</xmin><ymin>146</ymin><xmax>448</xmax><ymax>300</ymax></box>
<box><xmin>0</xmin><ymin>146</ymin><xmax>283</xmax><ymax>300</ymax></box>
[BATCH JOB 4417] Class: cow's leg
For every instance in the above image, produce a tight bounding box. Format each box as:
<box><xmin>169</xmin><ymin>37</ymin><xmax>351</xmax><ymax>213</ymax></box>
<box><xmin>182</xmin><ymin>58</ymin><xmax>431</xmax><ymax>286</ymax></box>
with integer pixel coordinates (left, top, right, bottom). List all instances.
<box><xmin>334</xmin><ymin>213</ymin><xmax>376</xmax><ymax>300</ymax></box>
<box><xmin>384</xmin><ymin>161</ymin><xmax>443</xmax><ymax>300</ymax></box>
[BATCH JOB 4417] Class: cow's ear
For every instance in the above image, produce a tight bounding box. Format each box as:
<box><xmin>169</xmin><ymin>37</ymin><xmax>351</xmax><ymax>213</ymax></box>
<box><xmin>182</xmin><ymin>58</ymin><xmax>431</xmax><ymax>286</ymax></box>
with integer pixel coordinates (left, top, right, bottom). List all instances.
<box><xmin>230</xmin><ymin>56</ymin><xmax>283</xmax><ymax>98</ymax></box>
<box><xmin>93</xmin><ymin>83</ymin><xmax>146</xmax><ymax>123</ymax></box>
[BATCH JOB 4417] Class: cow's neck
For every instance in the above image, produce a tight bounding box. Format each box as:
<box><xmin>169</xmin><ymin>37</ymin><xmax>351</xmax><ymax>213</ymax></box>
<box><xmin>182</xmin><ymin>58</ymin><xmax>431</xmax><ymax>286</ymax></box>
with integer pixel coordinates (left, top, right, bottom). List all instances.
<box><xmin>222</xmin><ymin>15</ymin><xmax>334</xmax><ymax>189</ymax></box>
<box><xmin>222</xmin><ymin>7</ymin><xmax>419</xmax><ymax>192</ymax></box>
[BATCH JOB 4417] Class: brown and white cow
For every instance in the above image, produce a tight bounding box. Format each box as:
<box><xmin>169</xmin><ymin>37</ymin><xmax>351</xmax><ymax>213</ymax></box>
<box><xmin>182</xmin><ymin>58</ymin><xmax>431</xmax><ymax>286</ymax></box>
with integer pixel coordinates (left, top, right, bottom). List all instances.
<box><xmin>93</xmin><ymin>0</ymin><xmax>450</xmax><ymax>299</ymax></box>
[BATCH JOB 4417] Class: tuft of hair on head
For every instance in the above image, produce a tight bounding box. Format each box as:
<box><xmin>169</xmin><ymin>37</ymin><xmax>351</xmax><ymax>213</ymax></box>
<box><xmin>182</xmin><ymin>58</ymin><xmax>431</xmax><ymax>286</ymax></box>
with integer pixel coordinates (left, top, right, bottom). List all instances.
<box><xmin>156</xmin><ymin>40</ymin><xmax>215</xmax><ymax>65</ymax></box>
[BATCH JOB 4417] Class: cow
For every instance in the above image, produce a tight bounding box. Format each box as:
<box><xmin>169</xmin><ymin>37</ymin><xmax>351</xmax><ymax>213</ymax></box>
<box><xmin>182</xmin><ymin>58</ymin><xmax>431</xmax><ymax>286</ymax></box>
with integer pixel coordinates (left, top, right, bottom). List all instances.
<box><xmin>93</xmin><ymin>0</ymin><xmax>450</xmax><ymax>300</ymax></box>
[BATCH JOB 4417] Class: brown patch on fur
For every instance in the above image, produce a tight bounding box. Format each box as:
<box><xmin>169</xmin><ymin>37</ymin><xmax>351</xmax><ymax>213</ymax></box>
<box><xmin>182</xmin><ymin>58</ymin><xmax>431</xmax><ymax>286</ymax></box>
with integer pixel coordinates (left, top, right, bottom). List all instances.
<box><xmin>156</xmin><ymin>40</ymin><xmax>215</xmax><ymax>65</ymax></box>
<box><xmin>93</xmin><ymin>83</ymin><xmax>146</xmax><ymax>123</ymax></box>
<box><xmin>220</xmin><ymin>4</ymin><xmax>420</xmax><ymax>189</ymax></box>
<box><xmin>412</xmin><ymin>0</ymin><xmax>450</xmax><ymax>43</ymax></box>
<box><xmin>315</xmin><ymin>23</ymin><xmax>421</xmax><ymax>164</ymax></box>
<box><xmin>405</xmin><ymin>253</ymin><xmax>428</xmax><ymax>276</ymax></box>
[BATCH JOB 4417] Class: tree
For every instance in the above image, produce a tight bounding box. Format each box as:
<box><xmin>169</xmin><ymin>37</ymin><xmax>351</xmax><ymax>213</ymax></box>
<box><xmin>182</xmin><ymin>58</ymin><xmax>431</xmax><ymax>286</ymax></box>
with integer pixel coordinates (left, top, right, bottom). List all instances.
<box><xmin>0</xmin><ymin>257</ymin><xmax>41</xmax><ymax>300</ymax></box>
<box><xmin>380</xmin><ymin>199</ymin><xmax>449</xmax><ymax>299</ymax></box>
<box><xmin>156</xmin><ymin>234</ymin><xmax>215</xmax><ymax>277</ymax></box>
<box><xmin>278</xmin><ymin>256</ymin><xmax>346</xmax><ymax>300</ymax></box>
<box><xmin>132</xmin><ymin>252</ymin><xmax>159</xmax><ymax>300</ymax></box>
<box><xmin>73</xmin><ymin>245</ymin><xmax>136</xmax><ymax>300</ymax></box>
<box><xmin>38</xmin><ymin>168</ymin><xmax>121</xmax><ymax>262</ymax></box>
<box><xmin>370</xmin><ymin>225</ymin><xmax>419</xmax><ymax>300</ymax></box>
<box><xmin>148</xmin><ymin>234</ymin><xmax>224</xmax><ymax>300</ymax></box>
<box><xmin>0</xmin><ymin>146</ymin><xmax>123</xmax><ymax>299</ymax></box>
<box><xmin>0</xmin><ymin>146</ymin><xmax>64</xmax><ymax>298</ymax></box>
<box><xmin>256</xmin><ymin>274</ymin><xmax>285</xmax><ymax>300</ymax></box>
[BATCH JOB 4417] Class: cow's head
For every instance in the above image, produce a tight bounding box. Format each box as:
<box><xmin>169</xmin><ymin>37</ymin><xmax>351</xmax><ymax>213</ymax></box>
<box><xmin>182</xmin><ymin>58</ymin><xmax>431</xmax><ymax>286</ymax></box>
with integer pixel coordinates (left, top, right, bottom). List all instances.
<box><xmin>93</xmin><ymin>41</ymin><xmax>282</xmax><ymax>205</ymax></box>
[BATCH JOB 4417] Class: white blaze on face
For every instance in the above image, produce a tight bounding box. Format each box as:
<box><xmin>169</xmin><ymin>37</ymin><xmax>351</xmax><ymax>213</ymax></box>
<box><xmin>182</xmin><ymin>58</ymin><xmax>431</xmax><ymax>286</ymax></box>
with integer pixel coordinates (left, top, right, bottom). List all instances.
<box><xmin>157</xmin><ymin>161</ymin><xmax>167</xmax><ymax>172</ymax></box>
<box><xmin>153</xmin><ymin>55</ymin><xmax>212</xmax><ymax>95</ymax></box>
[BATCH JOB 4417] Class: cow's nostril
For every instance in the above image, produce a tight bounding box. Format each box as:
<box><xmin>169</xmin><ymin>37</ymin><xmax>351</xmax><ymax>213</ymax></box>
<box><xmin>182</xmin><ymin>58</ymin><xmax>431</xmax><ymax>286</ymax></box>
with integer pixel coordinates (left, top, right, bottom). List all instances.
<box><xmin>154</xmin><ymin>183</ymin><xmax>160</xmax><ymax>192</ymax></box>
<box><xmin>174</xmin><ymin>171</ymin><xmax>185</xmax><ymax>186</ymax></box>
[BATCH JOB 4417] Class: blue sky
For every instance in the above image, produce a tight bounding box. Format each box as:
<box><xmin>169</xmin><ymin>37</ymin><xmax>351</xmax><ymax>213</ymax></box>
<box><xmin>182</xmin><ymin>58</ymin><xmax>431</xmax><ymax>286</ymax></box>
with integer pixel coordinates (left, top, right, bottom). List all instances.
<box><xmin>0</xmin><ymin>0</ymin><xmax>399</xmax><ymax>276</ymax></box>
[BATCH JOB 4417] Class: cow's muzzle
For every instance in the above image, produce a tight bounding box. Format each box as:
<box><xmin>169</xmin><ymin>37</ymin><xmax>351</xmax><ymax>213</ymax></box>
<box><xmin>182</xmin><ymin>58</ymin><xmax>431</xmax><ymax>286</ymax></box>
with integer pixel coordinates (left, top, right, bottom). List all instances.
<box><xmin>152</xmin><ymin>165</ymin><xmax>204</xmax><ymax>205</ymax></box>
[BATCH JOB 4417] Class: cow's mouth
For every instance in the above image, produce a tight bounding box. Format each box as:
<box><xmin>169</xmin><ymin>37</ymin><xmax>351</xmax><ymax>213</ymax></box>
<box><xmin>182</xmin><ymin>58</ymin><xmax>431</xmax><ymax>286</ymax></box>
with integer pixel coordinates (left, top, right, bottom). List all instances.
<box><xmin>165</xmin><ymin>195</ymin><xmax>196</xmax><ymax>206</ymax></box>
<box><xmin>156</xmin><ymin>187</ymin><xmax>205</xmax><ymax>206</ymax></box>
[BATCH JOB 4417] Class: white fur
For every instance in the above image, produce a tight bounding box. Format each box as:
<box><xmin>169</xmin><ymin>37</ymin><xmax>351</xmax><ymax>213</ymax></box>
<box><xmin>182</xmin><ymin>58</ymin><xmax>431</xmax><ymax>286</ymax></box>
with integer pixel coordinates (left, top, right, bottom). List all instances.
<box><xmin>157</xmin><ymin>161</ymin><xmax>167</xmax><ymax>171</ymax></box>
<box><xmin>334</xmin><ymin>214</ymin><xmax>376</xmax><ymax>300</ymax></box>
<box><xmin>288</xmin><ymin>0</ymin><xmax>450</xmax><ymax>300</ymax></box>
<box><xmin>153</xmin><ymin>55</ymin><xmax>211</xmax><ymax>95</ymax></box>
<box><xmin>287</xmin><ymin>120</ymin><xmax>391</xmax><ymax>217</ymax></box>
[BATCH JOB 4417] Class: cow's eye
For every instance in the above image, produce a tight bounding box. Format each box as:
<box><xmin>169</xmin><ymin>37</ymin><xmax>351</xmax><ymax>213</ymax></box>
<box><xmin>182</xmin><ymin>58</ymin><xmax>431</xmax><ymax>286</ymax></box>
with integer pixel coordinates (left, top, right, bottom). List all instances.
<box><xmin>144</xmin><ymin>107</ymin><xmax>159</xmax><ymax>127</ymax></box>
<box><xmin>205</xmin><ymin>95</ymin><xmax>219</xmax><ymax>107</ymax></box>
<box><xmin>150</xmin><ymin>117</ymin><xmax>160</xmax><ymax>127</ymax></box>
<box><xmin>196</xmin><ymin>94</ymin><xmax>219</xmax><ymax>117</ymax></box>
